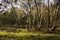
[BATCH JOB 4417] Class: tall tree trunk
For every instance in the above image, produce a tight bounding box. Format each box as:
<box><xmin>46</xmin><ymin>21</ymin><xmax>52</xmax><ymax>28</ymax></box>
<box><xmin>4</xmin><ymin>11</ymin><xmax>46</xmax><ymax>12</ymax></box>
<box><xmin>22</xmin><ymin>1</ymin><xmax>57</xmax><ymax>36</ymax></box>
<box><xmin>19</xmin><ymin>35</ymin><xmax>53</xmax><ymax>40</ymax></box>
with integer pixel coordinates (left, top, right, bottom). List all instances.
<box><xmin>47</xmin><ymin>0</ymin><xmax>50</xmax><ymax>32</ymax></box>
<box><xmin>49</xmin><ymin>4</ymin><xmax>60</xmax><ymax>32</ymax></box>
<box><xmin>27</xmin><ymin>0</ymin><xmax>32</xmax><ymax>31</ymax></box>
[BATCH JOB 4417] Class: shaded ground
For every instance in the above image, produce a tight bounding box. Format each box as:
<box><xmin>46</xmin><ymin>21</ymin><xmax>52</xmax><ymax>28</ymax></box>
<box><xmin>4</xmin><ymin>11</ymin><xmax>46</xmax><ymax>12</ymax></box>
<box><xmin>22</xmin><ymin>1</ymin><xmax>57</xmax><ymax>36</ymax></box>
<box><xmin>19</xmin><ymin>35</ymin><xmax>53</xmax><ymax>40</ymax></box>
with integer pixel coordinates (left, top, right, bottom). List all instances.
<box><xmin>0</xmin><ymin>35</ymin><xmax>60</xmax><ymax>40</ymax></box>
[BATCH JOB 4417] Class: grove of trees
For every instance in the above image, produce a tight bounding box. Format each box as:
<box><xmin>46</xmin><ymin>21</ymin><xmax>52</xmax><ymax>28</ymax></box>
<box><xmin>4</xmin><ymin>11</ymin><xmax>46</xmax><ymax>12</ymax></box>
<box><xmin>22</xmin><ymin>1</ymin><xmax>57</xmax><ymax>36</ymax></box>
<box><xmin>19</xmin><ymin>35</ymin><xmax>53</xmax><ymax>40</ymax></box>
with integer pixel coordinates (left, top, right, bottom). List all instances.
<box><xmin>0</xmin><ymin>0</ymin><xmax>60</xmax><ymax>32</ymax></box>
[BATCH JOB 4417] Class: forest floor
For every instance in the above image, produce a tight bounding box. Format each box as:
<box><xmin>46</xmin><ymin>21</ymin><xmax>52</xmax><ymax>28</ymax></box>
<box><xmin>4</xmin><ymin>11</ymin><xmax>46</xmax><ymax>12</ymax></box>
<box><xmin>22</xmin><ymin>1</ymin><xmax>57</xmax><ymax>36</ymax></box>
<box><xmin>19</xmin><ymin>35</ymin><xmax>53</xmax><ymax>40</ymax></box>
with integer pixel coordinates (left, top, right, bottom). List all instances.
<box><xmin>0</xmin><ymin>28</ymin><xmax>60</xmax><ymax>40</ymax></box>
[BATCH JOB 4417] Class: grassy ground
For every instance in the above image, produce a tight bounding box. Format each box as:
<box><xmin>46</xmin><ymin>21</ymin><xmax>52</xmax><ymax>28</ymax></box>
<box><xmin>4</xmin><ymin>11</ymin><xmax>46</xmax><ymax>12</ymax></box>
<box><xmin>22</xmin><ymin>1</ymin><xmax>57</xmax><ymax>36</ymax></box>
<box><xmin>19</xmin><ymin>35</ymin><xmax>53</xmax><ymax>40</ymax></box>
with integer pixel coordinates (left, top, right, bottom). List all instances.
<box><xmin>0</xmin><ymin>28</ymin><xmax>60</xmax><ymax>40</ymax></box>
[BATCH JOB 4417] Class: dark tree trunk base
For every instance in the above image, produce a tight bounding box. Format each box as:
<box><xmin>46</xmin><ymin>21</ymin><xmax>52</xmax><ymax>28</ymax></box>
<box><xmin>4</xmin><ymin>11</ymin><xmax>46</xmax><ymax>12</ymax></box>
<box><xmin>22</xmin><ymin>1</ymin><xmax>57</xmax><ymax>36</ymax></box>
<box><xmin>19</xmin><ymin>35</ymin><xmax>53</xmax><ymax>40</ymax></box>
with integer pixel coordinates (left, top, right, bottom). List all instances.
<box><xmin>47</xmin><ymin>26</ymin><xmax>56</xmax><ymax>32</ymax></box>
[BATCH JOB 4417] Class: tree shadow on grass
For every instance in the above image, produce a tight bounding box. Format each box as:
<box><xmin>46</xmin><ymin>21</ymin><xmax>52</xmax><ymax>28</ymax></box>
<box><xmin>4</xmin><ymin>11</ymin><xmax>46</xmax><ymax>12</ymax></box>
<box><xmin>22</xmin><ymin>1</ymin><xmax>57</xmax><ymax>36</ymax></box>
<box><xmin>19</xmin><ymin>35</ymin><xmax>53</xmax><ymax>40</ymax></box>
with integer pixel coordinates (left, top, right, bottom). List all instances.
<box><xmin>39</xmin><ymin>30</ymin><xmax>60</xmax><ymax>35</ymax></box>
<box><xmin>0</xmin><ymin>35</ymin><xmax>60</xmax><ymax>40</ymax></box>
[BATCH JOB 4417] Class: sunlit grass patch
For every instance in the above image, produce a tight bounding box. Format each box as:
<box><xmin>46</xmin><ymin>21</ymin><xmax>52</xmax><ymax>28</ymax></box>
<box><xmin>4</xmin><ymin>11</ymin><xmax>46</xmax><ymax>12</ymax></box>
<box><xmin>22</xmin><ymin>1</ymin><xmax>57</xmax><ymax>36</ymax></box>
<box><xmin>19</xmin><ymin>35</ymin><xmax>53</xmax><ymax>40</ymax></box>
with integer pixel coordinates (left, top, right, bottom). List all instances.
<box><xmin>0</xmin><ymin>29</ymin><xmax>60</xmax><ymax>40</ymax></box>
<box><xmin>0</xmin><ymin>30</ymin><xmax>60</xmax><ymax>38</ymax></box>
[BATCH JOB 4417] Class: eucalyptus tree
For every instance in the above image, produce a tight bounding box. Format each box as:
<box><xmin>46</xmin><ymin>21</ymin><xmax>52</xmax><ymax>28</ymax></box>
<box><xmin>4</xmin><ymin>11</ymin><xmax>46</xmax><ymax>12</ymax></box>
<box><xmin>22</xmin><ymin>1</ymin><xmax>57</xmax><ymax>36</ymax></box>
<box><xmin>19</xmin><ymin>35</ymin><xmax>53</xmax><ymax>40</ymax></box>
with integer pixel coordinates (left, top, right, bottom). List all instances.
<box><xmin>49</xmin><ymin>0</ymin><xmax>60</xmax><ymax>32</ymax></box>
<box><xmin>46</xmin><ymin>0</ymin><xmax>55</xmax><ymax>32</ymax></box>
<box><xmin>54</xmin><ymin>0</ymin><xmax>60</xmax><ymax>20</ymax></box>
<box><xmin>33</xmin><ymin>0</ymin><xmax>46</xmax><ymax>30</ymax></box>
<box><xmin>47</xmin><ymin>0</ymin><xmax>50</xmax><ymax>31</ymax></box>
<box><xmin>46</xmin><ymin>0</ymin><xmax>60</xmax><ymax>32</ymax></box>
<box><xmin>20</xmin><ymin>0</ymin><xmax>34</xmax><ymax>30</ymax></box>
<box><xmin>26</xmin><ymin>0</ymin><xmax>43</xmax><ymax>30</ymax></box>
<box><xmin>20</xmin><ymin>0</ymin><xmax>46</xmax><ymax>31</ymax></box>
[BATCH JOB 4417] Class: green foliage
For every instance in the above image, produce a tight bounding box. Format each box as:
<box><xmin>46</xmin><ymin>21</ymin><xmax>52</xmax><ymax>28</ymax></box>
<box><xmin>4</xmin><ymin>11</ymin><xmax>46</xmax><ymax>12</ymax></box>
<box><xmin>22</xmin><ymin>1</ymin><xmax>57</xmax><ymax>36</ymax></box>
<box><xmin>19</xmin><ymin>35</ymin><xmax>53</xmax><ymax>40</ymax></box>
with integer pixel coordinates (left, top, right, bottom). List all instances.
<box><xmin>0</xmin><ymin>0</ymin><xmax>60</xmax><ymax>32</ymax></box>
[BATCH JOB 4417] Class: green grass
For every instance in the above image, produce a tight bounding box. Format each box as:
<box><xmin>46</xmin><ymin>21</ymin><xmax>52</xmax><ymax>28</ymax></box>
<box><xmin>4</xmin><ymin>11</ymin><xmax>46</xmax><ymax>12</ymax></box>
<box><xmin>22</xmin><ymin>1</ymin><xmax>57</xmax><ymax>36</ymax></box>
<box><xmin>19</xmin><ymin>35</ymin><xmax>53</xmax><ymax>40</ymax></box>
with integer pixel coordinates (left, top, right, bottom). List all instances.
<box><xmin>0</xmin><ymin>29</ymin><xmax>60</xmax><ymax>40</ymax></box>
